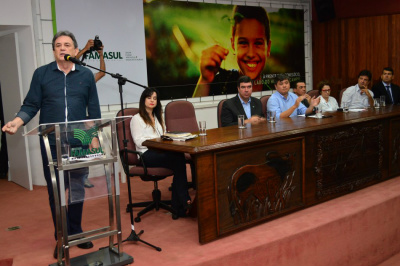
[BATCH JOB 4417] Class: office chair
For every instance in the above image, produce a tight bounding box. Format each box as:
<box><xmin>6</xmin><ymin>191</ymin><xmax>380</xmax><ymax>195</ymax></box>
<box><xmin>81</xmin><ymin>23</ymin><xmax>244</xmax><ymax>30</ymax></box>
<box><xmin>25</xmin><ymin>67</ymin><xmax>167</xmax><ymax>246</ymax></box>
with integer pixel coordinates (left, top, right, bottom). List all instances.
<box><xmin>116</xmin><ymin>108</ymin><xmax>177</xmax><ymax>222</ymax></box>
<box><xmin>339</xmin><ymin>88</ymin><xmax>347</xmax><ymax>106</ymax></box>
<box><xmin>307</xmin><ymin>89</ymin><xmax>320</xmax><ymax>98</ymax></box>
<box><xmin>164</xmin><ymin>100</ymin><xmax>198</xmax><ymax>189</ymax></box>
<box><xmin>217</xmin><ymin>99</ymin><xmax>227</xmax><ymax>128</ymax></box>
<box><xmin>260</xmin><ymin>95</ymin><xmax>270</xmax><ymax>118</ymax></box>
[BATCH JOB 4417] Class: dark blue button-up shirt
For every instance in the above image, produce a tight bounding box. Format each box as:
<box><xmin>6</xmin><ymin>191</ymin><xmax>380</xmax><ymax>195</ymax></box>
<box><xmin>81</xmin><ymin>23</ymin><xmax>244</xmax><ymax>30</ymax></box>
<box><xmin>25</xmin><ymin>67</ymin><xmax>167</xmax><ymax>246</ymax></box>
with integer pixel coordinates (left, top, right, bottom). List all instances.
<box><xmin>17</xmin><ymin>61</ymin><xmax>101</xmax><ymax>125</ymax></box>
<box><xmin>17</xmin><ymin>61</ymin><xmax>101</xmax><ymax>144</ymax></box>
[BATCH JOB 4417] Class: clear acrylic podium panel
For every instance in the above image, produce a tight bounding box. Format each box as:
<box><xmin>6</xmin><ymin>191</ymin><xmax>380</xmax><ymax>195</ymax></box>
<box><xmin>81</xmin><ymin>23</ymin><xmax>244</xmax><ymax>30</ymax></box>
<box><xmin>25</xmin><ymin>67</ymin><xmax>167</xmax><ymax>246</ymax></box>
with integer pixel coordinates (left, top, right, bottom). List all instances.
<box><xmin>24</xmin><ymin>117</ymin><xmax>131</xmax><ymax>202</ymax></box>
<box><xmin>25</xmin><ymin>117</ymin><xmax>134</xmax><ymax>266</ymax></box>
<box><xmin>65</xmin><ymin>165</ymin><xmax>116</xmax><ymax>204</ymax></box>
<box><xmin>24</xmin><ymin>118</ymin><xmax>116</xmax><ymax>165</ymax></box>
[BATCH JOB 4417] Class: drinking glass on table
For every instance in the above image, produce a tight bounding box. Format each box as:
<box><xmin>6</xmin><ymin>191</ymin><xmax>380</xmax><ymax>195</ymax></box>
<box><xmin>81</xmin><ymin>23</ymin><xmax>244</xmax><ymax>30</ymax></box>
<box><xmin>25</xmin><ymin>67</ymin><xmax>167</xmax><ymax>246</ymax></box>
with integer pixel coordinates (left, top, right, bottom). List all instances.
<box><xmin>342</xmin><ymin>102</ymin><xmax>349</xmax><ymax>113</ymax></box>
<box><xmin>198</xmin><ymin>121</ymin><xmax>207</xmax><ymax>136</ymax></box>
<box><xmin>380</xmin><ymin>95</ymin><xmax>386</xmax><ymax>107</ymax></box>
<box><xmin>238</xmin><ymin>115</ymin><xmax>246</xmax><ymax>128</ymax></box>
<box><xmin>267</xmin><ymin>110</ymin><xmax>276</xmax><ymax>122</ymax></box>
<box><xmin>374</xmin><ymin>98</ymin><xmax>380</xmax><ymax>109</ymax></box>
<box><xmin>315</xmin><ymin>107</ymin><xmax>323</xmax><ymax>118</ymax></box>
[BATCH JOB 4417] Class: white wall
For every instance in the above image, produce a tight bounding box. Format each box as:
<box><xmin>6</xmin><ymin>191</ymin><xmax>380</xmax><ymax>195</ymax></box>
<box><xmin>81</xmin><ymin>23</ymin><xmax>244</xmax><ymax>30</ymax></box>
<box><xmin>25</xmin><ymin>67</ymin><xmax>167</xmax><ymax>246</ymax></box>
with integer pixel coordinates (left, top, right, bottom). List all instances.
<box><xmin>0</xmin><ymin>0</ymin><xmax>33</xmax><ymax>26</ymax></box>
<box><xmin>0</xmin><ymin>0</ymin><xmax>311</xmax><ymax>187</ymax></box>
<box><xmin>32</xmin><ymin>0</ymin><xmax>312</xmax><ymax>129</ymax></box>
<box><xmin>0</xmin><ymin>0</ymin><xmax>39</xmax><ymax>188</ymax></box>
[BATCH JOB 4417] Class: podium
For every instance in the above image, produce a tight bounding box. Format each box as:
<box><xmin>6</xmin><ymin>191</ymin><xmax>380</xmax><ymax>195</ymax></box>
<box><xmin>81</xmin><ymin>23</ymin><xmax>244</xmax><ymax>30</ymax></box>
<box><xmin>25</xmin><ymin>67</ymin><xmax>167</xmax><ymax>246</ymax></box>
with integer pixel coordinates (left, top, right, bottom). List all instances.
<box><xmin>25</xmin><ymin>118</ymin><xmax>133</xmax><ymax>266</ymax></box>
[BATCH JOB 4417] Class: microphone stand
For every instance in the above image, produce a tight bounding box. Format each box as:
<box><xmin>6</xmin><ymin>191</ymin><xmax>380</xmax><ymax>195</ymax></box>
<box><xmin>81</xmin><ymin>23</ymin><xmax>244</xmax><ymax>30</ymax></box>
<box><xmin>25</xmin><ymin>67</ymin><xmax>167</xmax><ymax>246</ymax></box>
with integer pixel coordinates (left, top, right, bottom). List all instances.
<box><xmin>78</xmin><ymin>59</ymin><xmax>162</xmax><ymax>252</ymax></box>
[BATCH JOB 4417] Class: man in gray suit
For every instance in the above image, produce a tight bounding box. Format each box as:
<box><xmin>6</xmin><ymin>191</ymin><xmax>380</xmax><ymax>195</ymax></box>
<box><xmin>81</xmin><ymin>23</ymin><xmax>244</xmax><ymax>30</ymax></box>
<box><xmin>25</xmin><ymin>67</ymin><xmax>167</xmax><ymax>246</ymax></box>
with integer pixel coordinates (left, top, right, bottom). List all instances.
<box><xmin>221</xmin><ymin>75</ymin><xmax>265</xmax><ymax>127</ymax></box>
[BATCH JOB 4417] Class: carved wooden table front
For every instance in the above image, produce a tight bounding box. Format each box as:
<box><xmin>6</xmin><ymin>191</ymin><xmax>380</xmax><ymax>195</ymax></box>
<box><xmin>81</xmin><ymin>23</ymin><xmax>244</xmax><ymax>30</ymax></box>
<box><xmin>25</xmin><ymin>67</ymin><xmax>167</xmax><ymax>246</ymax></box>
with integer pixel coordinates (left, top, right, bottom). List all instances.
<box><xmin>144</xmin><ymin>105</ymin><xmax>400</xmax><ymax>243</ymax></box>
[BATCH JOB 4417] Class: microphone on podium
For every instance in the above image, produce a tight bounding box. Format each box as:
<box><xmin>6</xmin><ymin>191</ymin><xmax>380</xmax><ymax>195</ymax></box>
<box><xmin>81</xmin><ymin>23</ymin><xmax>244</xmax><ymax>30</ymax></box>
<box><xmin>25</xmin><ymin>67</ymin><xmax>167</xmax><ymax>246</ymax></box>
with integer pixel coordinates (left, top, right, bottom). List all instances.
<box><xmin>64</xmin><ymin>54</ymin><xmax>86</xmax><ymax>66</ymax></box>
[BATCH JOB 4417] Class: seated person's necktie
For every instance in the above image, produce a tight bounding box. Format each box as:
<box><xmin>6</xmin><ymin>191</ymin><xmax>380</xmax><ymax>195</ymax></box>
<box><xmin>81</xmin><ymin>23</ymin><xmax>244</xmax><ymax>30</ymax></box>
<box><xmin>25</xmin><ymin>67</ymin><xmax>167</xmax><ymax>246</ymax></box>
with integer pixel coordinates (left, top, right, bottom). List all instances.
<box><xmin>386</xmin><ymin>85</ymin><xmax>393</xmax><ymax>103</ymax></box>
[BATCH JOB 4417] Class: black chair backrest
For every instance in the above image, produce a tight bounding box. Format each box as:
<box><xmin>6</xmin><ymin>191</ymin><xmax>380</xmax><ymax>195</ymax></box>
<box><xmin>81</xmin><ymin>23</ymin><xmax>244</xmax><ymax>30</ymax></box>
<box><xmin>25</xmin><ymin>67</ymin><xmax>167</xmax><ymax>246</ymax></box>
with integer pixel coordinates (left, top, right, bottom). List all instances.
<box><xmin>116</xmin><ymin>108</ymin><xmax>140</xmax><ymax>166</ymax></box>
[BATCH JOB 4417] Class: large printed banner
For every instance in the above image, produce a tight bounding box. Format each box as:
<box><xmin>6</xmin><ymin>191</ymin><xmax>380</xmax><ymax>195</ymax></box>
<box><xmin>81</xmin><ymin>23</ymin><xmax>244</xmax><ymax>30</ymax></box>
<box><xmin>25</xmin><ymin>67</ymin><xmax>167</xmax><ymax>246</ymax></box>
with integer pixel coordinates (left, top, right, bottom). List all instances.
<box><xmin>55</xmin><ymin>0</ymin><xmax>147</xmax><ymax>105</ymax></box>
<box><xmin>144</xmin><ymin>1</ymin><xmax>305</xmax><ymax>100</ymax></box>
<box><xmin>55</xmin><ymin>1</ymin><xmax>305</xmax><ymax>103</ymax></box>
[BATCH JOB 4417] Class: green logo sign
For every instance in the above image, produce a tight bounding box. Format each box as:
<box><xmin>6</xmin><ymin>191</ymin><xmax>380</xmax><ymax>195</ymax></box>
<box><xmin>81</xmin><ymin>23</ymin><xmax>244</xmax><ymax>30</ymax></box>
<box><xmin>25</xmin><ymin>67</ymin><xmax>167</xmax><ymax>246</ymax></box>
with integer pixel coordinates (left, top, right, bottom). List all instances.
<box><xmin>85</xmin><ymin>51</ymin><xmax>123</xmax><ymax>60</ymax></box>
<box><xmin>73</xmin><ymin>127</ymin><xmax>98</xmax><ymax>145</ymax></box>
<box><xmin>70</xmin><ymin>127</ymin><xmax>104</xmax><ymax>158</ymax></box>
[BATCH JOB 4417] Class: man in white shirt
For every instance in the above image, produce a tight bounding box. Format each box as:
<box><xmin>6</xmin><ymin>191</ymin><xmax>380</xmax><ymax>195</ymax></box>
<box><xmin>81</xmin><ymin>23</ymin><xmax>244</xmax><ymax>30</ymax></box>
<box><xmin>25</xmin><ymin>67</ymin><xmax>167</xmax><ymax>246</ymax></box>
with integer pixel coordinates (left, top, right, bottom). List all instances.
<box><xmin>341</xmin><ymin>70</ymin><xmax>374</xmax><ymax>109</ymax></box>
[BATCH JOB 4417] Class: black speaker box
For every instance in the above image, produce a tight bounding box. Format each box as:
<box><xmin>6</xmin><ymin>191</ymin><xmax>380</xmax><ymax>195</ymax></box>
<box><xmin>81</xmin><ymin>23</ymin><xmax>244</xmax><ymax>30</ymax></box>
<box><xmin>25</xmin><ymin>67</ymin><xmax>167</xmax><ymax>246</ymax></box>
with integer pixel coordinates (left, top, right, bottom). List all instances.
<box><xmin>314</xmin><ymin>0</ymin><xmax>336</xmax><ymax>22</ymax></box>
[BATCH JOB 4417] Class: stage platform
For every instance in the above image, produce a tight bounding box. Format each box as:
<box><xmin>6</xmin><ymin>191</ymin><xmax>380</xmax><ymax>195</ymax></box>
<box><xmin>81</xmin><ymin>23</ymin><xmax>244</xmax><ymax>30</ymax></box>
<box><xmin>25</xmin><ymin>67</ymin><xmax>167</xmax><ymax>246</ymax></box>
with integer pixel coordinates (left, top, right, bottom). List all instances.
<box><xmin>1</xmin><ymin>175</ymin><xmax>400</xmax><ymax>266</ymax></box>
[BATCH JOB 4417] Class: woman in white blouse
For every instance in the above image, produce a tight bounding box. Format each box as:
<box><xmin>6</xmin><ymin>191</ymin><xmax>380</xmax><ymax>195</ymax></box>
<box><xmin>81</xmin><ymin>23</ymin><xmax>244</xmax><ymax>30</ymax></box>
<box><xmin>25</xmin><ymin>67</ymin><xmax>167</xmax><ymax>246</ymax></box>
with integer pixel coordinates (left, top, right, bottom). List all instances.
<box><xmin>316</xmin><ymin>80</ymin><xmax>339</xmax><ymax>111</ymax></box>
<box><xmin>130</xmin><ymin>88</ymin><xmax>191</xmax><ymax>218</ymax></box>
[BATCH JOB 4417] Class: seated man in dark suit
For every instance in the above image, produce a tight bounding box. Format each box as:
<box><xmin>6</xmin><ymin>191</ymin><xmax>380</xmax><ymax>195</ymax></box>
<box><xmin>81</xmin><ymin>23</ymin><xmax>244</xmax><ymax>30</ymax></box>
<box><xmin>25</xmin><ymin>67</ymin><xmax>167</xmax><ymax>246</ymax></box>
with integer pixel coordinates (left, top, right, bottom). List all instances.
<box><xmin>293</xmin><ymin>80</ymin><xmax>310</xmax><ymax>107</ymax></box>
<box><xmin>221</xmin><ymin>75</ymin><xmax>265</xmax><ymax>127</ymax></box>
<box><xmin>371</xmin><ymin>67</ymin><xmax>400</xmax><ymax>105</ymax></box>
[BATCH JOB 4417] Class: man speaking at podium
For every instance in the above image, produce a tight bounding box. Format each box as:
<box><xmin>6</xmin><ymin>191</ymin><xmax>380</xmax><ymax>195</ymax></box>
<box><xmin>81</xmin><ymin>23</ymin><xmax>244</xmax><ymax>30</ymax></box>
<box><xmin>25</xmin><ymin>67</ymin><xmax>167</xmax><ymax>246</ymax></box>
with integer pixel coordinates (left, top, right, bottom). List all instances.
<box><xmin>2</xmin><ymin>31</ymin><xmax>101</xmax><ymax>258</ymax></box>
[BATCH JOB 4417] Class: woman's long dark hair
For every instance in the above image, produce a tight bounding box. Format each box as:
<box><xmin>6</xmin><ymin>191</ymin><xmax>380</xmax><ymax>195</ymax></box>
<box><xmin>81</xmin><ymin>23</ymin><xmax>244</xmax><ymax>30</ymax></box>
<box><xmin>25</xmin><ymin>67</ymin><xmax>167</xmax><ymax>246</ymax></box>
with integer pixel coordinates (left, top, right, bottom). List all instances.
<box><xmin>138</xmin><ymin>88</ymin><xmax>165</xmax><ymax>132</ymax></box>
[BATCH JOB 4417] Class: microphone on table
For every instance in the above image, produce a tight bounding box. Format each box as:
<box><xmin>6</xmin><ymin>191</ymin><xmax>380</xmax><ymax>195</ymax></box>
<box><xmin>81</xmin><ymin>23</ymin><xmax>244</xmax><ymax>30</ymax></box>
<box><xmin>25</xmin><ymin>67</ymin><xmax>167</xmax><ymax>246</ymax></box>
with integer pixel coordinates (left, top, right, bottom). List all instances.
<box><xmin>64</xmin><ymin>54</ymin><xmax>86</xmax><ymax>66</ymax></box>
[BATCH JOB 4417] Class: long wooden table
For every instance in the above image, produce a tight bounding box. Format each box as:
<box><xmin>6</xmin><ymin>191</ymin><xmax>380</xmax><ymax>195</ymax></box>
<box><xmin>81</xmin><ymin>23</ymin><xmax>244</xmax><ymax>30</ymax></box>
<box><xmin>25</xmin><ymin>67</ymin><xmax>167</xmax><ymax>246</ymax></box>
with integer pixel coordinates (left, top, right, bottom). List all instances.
<box><xmin>143</xmin><ymin>105</ymin><xmax>400</xmax><ymax>244</ymax></box>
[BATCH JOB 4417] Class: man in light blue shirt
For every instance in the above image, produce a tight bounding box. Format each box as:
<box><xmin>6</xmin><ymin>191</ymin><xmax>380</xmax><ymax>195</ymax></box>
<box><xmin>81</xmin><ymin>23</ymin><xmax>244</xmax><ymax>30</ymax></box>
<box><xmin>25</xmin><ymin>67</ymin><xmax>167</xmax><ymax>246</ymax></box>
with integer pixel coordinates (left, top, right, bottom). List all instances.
<box><xmin>267</xmin><ymin>74</ymin><xmax>319</xmax><ymax>118</ymax></box>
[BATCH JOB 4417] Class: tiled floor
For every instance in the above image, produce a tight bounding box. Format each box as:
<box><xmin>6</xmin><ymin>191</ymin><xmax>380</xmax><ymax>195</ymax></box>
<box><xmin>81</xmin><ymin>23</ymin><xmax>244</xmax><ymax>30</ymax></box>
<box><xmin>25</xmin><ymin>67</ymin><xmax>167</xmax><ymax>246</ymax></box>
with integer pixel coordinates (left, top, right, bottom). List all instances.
<box><xmin>0</xmin><ymin>176</ymin><xmax>199</xmax><ymax>266</ymax></box>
